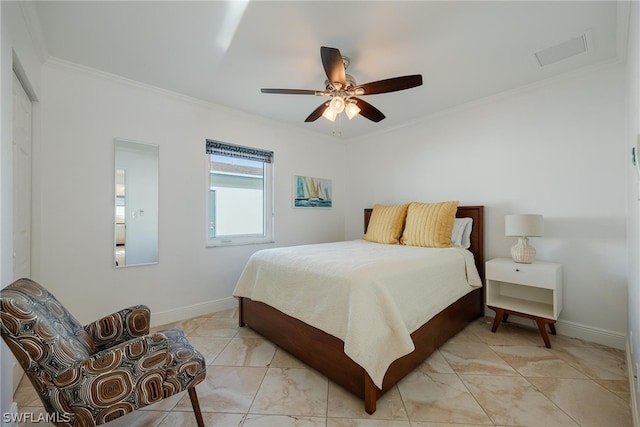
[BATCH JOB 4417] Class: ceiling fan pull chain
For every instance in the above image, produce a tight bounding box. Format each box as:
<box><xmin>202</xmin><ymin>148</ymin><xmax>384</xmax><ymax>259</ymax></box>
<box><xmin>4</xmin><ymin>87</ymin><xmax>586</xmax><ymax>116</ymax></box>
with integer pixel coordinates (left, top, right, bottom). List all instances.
<box><xmin>332</xmin><ymin>113</ymin><xmax>343</xmax><ymax>137</ymax></box>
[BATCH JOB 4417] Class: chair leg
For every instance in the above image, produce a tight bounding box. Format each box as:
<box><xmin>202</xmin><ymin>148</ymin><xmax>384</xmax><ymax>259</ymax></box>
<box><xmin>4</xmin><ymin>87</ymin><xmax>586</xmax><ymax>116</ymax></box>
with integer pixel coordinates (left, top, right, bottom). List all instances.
<box><xmin>188</xmin><ymin>387</ymin><xmax>205</xmax><ymax>427</ymax></box>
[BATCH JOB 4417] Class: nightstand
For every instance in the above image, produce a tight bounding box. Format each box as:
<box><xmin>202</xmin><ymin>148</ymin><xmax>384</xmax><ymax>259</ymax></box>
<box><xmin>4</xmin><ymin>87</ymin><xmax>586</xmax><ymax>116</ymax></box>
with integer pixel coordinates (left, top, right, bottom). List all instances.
<box><xmin>486</xmin><ymin>257</ymin><xmax>562</xmax><ymax>348</ymax></box>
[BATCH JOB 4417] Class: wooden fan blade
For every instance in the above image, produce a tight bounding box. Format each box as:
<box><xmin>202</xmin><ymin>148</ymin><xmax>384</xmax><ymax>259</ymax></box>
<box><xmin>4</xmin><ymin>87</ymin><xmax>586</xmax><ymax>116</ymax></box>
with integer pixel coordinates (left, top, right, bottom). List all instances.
<box><xmin>261</xmin><ymin>88</ymin><xmax>321</xmax><ymax>95</ymax></box>
<box><xmin>305</xmin><ymin>101</ymin><xmax>329</xmax><ymax>122</ymax></box>
<box><xmin>353</xmin><ymin>74</ymin><xmax>423</xmax><ymax>95</ymax></box>
<box><xmin>352</xmin><ymin>97</ymin><xmax>385</xmax><ymax>122</ymax></box>
<box><xmin>321</xmin><ymin>46</ymin><xmax>346</xmax><ymax>89</ymax></box>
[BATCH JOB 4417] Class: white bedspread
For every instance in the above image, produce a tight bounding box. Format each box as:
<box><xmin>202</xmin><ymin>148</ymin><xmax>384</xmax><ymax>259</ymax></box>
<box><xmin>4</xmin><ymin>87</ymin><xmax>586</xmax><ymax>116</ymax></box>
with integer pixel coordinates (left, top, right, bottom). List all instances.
<box><xmin>233</xmin><ymin>239</ymin><xmax>481</xmax><ymax>388</ymax></box>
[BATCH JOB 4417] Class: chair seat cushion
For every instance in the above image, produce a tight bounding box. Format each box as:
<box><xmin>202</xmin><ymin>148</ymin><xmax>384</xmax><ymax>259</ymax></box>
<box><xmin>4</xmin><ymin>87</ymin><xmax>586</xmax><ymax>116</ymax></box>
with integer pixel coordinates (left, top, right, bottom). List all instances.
<box><xmin>158</xmin><ymin>327</ymin><xmax>207</xmax><ymax>393</ymax></box>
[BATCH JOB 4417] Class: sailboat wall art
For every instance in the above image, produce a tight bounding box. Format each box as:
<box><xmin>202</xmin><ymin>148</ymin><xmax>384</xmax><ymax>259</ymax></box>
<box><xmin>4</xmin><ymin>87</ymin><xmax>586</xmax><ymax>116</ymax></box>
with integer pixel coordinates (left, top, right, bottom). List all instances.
<box><xmin>293</xmin><ymin>175</ymin><xmax>332</xmax><ymax>208</ymax></box>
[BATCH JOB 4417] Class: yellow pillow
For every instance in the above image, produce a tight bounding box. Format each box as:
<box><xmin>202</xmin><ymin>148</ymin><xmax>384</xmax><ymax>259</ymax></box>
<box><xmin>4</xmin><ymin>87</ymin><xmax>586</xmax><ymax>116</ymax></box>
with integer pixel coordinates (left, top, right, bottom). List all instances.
<box><xmin>364</xmin><ymin>204</ymin><xmax>409</xmax><ymax>244</ymax></box>
<box><xmin>401</xmin><ymin>201</ymin><xmax>459</xmax><ymax>247</ymax></box>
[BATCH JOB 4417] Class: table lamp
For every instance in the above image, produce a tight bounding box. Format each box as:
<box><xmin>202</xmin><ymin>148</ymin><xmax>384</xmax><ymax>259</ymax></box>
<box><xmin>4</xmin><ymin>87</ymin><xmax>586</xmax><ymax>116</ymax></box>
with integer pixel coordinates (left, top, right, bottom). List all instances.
<box><xmin>505</xmin><ymin>214</ymin><xmax>544</xmax><ymax>263</ymax></box>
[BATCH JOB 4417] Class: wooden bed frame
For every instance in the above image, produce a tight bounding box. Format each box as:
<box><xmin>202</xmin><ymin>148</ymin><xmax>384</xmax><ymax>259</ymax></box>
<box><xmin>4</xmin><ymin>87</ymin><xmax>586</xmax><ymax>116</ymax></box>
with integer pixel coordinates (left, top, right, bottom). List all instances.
<box><xmin>238</xmin><ymin>205</ymin><xmax>484</xmax><ymax>414</ymax></box>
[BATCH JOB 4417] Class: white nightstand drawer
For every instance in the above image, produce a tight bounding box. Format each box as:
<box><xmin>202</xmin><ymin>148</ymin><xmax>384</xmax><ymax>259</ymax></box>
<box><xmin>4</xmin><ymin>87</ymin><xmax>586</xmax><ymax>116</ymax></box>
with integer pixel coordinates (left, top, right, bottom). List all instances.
<box><xmin>486</xmin><ymin>258</ymin><xmax>560</xmax><ymax>290</ymax></box>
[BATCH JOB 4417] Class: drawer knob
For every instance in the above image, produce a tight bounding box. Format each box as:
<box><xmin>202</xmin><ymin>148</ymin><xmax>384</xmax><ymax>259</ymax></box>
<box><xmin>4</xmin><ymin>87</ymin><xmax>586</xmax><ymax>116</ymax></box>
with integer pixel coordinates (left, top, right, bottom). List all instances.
<box><xmin>515</xmin><ymin>268</ymin><xmax>520</xmax><ymax>272</ymax></box>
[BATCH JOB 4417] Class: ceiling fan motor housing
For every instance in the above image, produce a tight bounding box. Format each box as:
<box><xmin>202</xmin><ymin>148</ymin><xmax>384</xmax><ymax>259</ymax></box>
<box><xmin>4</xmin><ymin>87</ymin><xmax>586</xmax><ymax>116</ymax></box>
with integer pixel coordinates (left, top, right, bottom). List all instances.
<box><xmin>325</xmin><ymin>74</ymin><xmax>357</xmax><ymax>91</ymax></box>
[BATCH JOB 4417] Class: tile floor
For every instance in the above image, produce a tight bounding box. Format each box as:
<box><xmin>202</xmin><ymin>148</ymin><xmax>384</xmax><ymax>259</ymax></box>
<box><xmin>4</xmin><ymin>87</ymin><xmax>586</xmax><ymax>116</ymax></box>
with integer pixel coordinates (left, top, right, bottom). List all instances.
<box><xmin>14</xmin><ymin>309</ymin><xmax>632</xmax><ymax>426</ymax></box>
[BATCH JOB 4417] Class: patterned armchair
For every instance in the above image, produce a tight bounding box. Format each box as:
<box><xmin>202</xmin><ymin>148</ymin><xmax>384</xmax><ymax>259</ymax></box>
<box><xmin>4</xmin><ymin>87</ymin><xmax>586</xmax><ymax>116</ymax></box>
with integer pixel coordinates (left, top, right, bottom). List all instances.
<box><xmin>1</xmin><ymin>278</ymin><xmax>206</xmax><ymax>427</ymax></box>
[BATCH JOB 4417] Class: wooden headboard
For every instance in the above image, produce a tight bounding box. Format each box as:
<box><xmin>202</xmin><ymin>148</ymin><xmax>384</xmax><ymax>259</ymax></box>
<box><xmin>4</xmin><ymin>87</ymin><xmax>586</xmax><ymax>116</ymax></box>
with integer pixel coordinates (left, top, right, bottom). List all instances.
<box><xmin>364</xmin><ymin>206</ymin><xmax>485</xmax><ymax>281</ymax></box>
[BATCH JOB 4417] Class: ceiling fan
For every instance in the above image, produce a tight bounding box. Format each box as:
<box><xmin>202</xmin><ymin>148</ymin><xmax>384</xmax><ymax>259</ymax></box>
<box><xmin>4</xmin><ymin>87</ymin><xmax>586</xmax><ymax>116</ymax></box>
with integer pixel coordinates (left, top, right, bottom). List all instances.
<box><xmin>261</xmin><ymin>46</ymin><xmax>423</xmax><ymax>123</ymax></box>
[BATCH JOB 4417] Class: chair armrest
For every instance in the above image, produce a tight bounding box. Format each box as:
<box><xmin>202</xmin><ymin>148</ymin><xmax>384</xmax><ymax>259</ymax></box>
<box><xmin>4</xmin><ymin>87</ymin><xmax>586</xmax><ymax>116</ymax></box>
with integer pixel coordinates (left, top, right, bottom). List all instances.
<box><xmin>53</xmin><ymin>333</ymin><xmax>170</xmax><ymax>416</ymax></box>
<box><xmin>84</xmin><ymin>304</ymin><xmax>151</xmax><ymax>352</ymax></box>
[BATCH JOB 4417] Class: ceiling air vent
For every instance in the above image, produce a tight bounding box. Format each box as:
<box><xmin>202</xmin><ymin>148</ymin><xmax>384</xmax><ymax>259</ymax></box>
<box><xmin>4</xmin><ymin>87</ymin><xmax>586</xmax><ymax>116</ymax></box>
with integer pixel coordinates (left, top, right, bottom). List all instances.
<box><xmin>534</xmin><ymin>34</ymin><xmax>588</xmax><ymax>67</ymax></box>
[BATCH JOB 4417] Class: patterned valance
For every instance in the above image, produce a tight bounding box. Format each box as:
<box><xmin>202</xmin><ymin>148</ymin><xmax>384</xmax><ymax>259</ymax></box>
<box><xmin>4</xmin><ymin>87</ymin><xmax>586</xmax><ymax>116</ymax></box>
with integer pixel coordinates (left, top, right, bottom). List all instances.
<box><xmin>206</xmin><ymin>139</ymin><xmax>273</xmax><ymax>163</ymax></box>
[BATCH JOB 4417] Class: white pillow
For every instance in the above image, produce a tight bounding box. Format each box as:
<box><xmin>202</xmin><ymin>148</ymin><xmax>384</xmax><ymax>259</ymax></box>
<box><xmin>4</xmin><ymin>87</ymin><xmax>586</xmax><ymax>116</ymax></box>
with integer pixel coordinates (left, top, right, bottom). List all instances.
<box><xmin>451</xmin><ymin>217</ymin><xmax>473</xmax><ymax>249</ymax></box>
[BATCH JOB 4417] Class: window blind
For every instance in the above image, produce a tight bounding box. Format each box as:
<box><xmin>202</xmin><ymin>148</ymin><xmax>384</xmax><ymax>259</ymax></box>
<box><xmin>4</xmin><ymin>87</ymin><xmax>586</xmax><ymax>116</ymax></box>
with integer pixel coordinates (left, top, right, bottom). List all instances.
<box><xmin>206</xmin><ymin>139</ymin><xmax>273</xmax><ymax>163</ymax></box>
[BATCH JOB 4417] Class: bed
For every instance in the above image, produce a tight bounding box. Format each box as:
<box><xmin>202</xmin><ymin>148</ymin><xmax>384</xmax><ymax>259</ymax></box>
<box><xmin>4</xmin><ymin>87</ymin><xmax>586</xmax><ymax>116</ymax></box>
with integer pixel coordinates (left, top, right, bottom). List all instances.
<box><xmin>234</xmin><ymin>204</ymin><xmax>484</xmax><ymax>414</ymax></box>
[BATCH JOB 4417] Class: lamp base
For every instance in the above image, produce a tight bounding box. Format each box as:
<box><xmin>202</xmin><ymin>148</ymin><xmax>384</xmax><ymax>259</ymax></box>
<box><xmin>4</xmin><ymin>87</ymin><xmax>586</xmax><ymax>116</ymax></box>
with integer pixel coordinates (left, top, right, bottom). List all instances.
<box><xmin>511</xmin><ymin>237</ymin><xmax>536</xmax><ymax>264</ymax></box>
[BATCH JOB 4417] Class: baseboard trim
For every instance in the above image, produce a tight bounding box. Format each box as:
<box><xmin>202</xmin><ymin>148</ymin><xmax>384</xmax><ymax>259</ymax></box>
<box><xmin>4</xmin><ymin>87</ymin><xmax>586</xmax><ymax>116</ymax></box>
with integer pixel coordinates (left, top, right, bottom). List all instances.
<box><xmin>486</xmin><ymin>311</ymin><xmax>627</xmax><ymax>349</ymax></box>
<box><xmin>555</xmin><ymin>319</ymin><xmax>626</xmax><ymax>350</ymax></box>
<box><xmin>627</xmin><ymin>337</ymin><xmax>639</xmax><ymax>427</ymax></box>
<box><xmin>150</xmin><ymin>296</ymin><xmax>237</xmax><ymax>328</ymax></box>
<box><xmin>12</xmin><ymin>362</ymin><xmax>21</xmax><ymax>393</ymax></box>
<box><xmin>3</xmin><ymin>402</ymin><xmax>18</xmax><ymax>427</ymax></box>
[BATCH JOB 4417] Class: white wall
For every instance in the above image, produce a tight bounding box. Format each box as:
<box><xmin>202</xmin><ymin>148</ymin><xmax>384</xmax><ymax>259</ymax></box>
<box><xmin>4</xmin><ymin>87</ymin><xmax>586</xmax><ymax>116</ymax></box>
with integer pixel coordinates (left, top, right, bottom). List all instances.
<box><xmin>345</xmin><ymin>63</ymin><xmax>628</xmax><ymax>344</ymax></box>
<box><xmin>625</xmin><ymin>0</ymin><xmax>640</xmax><ymax>420</ymax></box>
<box><xmin>33</xmin><ymin>59</ymin><xmax>346</xmax><ymax>325</ymax></box>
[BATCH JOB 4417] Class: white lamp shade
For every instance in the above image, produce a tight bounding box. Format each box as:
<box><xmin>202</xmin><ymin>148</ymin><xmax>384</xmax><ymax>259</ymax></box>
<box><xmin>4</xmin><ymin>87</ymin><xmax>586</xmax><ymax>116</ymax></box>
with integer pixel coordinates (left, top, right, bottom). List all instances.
<box><xmin>345</xmin><ymin>102</ymin><xmax>361</xmax><ymax>120</ymax></box>
<box><xmin>505</xmin><ymin>214</ymin><xmax>544</xmax><ymax>237</ymax></box>
<box><xmin>329</xmin><ymin>96</ymin><xmax>345</xmax><ymax>113</ymax></box>
<box><xmin>322</xmin><ymin>108</ymin><xmax>337</xmax><ymax>122</ymax></box>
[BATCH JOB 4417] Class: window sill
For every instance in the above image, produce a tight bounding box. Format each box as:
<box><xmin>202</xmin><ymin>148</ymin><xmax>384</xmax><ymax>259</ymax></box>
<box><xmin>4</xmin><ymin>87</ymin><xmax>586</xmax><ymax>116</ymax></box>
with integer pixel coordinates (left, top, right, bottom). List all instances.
<box><xmin>206</xmin><ymin>239</ymin><xmax>275</xmax><ymax>248</ymax></box>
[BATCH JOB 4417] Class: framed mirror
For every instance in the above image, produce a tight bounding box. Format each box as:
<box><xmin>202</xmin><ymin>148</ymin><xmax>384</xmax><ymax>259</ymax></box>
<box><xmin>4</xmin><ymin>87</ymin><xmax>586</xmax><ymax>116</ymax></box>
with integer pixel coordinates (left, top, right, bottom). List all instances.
<box><xmin>114</xmin><ymin>139</ymin><xmax>159</xmax><ymax>267</ymax></box>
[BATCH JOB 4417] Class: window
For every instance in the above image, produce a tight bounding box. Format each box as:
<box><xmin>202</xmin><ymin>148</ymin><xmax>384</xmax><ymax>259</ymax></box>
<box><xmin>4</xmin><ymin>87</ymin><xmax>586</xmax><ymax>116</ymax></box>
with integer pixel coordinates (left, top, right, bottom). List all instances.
<box><xmin>206</xmin><ymin>140</ymin><xmax>274</xmax><ymax>246</ymax></box>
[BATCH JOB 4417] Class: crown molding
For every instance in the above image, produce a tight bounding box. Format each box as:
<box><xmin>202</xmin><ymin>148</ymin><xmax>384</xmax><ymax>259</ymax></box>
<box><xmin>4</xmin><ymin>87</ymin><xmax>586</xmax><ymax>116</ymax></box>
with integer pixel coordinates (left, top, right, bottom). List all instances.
<box><xmin>18</xmin><ymin>0</ymin><xmax>49</xmax><ymax>63</ymax></box>
<box><xmin>616</xmin><ymin>0</ymin><xmax>632</xmax><ymax>62</ymax></box>
<box><xmin>348</xmin><ymin>57</ymin><xmax>624</xmax><ymax>144</ymax></box>
<box><xmin>43</xmin><ymin>57</ymin><xmax>343</xmax><ymax>146</ymax></box>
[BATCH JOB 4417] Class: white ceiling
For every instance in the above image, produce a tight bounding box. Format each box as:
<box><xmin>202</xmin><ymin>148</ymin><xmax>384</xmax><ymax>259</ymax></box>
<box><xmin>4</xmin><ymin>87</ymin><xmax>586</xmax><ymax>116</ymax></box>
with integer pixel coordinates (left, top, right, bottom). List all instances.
<box><xmin>29</xmin><ymin>1</ymin><xmax>625</xmax><ymax>140</ymax></box>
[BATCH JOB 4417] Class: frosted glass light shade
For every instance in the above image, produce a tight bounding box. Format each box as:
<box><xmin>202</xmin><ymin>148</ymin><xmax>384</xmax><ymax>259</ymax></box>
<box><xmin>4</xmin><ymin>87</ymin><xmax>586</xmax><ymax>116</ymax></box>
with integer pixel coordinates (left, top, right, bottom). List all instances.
<box><xmin>329</xmin><ymin>96</ymin><xmax>345</xmax><ymax>113</ymax></box>
<box><xmin>505</xmin><ymin>214</ymin><xmax>543</xmax><ymax>237</ymax></box>
<box><xmin>322</xmin><ymin>108</ymin><xmax>337</xmax><ymax>122</ymax></box>
<box><xmin>345</xmin><ymin>102</ymin><xmax>361</xmax><ymax>120</ymax></box>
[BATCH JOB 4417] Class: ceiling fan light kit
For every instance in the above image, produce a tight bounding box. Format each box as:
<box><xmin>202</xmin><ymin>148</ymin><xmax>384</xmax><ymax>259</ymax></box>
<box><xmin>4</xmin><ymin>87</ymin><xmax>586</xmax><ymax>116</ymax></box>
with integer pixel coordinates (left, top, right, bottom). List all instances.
<box><xmin>345</xmin><ymin>101</ymin><xmax>361</xmax><ymax>120</ymax></box>
<box><xmin>322</xmin><ymin>97</ymin><xmax>360</xmax><ymax>122</ymax></box>
<box><xmin>260</xmin><ymin>46</ymin><xmax>423</xmax><ymax>127</ymax></box>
